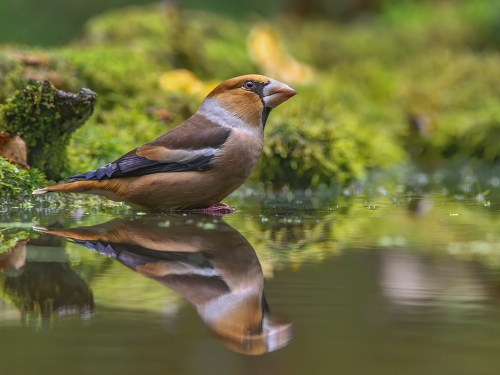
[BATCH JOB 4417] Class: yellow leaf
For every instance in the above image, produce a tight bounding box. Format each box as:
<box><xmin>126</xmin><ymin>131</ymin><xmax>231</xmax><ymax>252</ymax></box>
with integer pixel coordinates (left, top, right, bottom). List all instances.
<box><xmin>158</xmin><ymin>69</ymin><xmax>218</xmax><ymax>97</ymax></box>
<box><xmin>248</xmin><ymin>24</ymin><xmax>315</xmax><ymax>85</ymax></box>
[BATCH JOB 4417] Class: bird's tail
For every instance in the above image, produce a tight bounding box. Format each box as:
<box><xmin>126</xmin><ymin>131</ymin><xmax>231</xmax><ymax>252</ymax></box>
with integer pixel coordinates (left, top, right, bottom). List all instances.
<box><xmin>32</xmin><ymin>225</ymin><xmax>86</xmax><ymax>239</ymax></box>
<box><xmin>32</xmin><ymin>179</ymin><xmax>125</xmax><ymax>201</ymax></box>
<box><xmin>33</xmin><ymin>180</ymin><xmax>97</xmax><ymax>195</ymax></box>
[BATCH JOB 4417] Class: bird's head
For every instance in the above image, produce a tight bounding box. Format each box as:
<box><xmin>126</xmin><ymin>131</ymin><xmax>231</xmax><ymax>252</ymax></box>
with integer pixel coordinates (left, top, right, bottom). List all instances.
<box><xmin>201</xmin><ymin>74</ymin><xmax>296</xmax><ymax>130</ymax></box>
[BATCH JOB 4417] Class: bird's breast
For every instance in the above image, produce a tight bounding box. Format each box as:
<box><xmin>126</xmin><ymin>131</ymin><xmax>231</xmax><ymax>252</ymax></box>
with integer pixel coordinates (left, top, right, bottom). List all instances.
<box><xmin>212</xmin><ymin>128</ymin><xmax>264</xmax><ymax>185</ymax></box>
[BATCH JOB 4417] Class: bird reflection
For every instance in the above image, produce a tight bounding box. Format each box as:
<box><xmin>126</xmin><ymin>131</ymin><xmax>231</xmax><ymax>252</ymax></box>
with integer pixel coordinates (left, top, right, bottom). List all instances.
<box><xmin>34</xmin><ymin>215</ymin><xmax>292</xmax><ymax>355</ymax></box>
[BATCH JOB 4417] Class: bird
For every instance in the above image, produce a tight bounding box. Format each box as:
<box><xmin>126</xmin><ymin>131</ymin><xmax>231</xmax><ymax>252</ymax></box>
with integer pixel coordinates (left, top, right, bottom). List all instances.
<box><xmin>33</xmin><ymin>74</ymin><xmax>296</xmax><ymax>211</ymax></box>
<box><xmin>33</xmin><ymin>215</ymin><xmax>293</xmax><ymax>355</ymax></box>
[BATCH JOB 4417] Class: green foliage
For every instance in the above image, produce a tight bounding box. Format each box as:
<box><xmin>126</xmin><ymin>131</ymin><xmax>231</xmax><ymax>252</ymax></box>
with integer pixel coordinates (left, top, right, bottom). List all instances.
<box><xmin>55</xmin><ymin>45</ymin><xmax>162</xmax><ymax>109</ymax></box>
<box><xmin>0</xmin><ymin>54</ymin><xmax>26</xmax><ymax>104</ymax></box>
<box><xmin>0</xmin><ymin>157</ymin><xmax>45</xmax><ymax>202</ymax></box>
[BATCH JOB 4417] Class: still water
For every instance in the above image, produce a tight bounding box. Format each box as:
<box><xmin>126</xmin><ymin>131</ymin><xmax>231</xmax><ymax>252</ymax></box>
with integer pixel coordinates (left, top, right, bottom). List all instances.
<box><xmin>1</xmin><ymin>189</ymin><xmax>500</xmax><ymax>375</ymax></box>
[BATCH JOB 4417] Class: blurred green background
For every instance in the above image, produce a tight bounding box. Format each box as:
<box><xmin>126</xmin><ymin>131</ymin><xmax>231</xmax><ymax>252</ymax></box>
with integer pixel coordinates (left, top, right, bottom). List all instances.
<box><xmin>0</xmin><ymin>0</ymin><xmax>288</xmax><ymax>46</ymax></box>
<box><xmin>0</xmin><ymin>0</ymin><xmax>413</xmax><ymax>46</ymax></box>
<box><xmin>2</xmin><ymin>0</ymin><xmax>500</xmax><ymax>200</ymax></box>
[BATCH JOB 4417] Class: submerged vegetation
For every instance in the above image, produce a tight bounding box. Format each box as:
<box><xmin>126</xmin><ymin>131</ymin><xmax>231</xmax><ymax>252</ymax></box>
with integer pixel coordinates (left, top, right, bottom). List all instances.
<box><xmin>0</xmin><ymin>0</ymin><xmax>500</xmax><ymax>202</ymax></box>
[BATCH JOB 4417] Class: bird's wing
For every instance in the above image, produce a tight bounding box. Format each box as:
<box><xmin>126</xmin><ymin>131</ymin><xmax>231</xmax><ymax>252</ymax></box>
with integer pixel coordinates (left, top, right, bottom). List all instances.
<box><xmin>68</xmin><ymin>119</ymin><xmax>231</xmax><ymax>181</ymax></box>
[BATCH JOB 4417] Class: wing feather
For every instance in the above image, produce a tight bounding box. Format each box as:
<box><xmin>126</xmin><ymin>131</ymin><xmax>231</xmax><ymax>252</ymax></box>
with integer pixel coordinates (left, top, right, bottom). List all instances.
<box><xmin>68</xmin><ymin>114</ymin><xmax>231</xmax><ymax>181</ymax></box>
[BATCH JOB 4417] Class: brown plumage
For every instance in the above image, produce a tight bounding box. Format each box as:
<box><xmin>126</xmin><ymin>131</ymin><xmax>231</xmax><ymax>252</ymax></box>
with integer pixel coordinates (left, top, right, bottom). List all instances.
<box><xmin>33</xmin><ymin>74</ymin><xmax>296</xmax><ymax>211</ymax></box>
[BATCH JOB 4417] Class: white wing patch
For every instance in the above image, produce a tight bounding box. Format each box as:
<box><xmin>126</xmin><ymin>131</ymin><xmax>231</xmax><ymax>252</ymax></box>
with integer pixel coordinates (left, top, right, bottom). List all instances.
<box><xmin>137</xmin><ymin>145</ymin><xmax>218</xmax><ymax>163</ymax></box>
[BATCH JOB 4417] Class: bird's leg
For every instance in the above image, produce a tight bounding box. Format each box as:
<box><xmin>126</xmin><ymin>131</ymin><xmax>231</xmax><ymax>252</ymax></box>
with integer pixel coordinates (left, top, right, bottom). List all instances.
<box><xmin>188</xmin><ymin>202</ymin><xmax>236</xmax><ymax>216</ymax></box>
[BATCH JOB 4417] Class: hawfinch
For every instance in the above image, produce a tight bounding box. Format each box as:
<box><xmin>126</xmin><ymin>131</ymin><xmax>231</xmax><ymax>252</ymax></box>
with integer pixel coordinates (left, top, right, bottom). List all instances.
<box><xmin>34</xmin><ymin>215</ymin><xmax>293</xmax><ymax>355</ymax></box>
<box><xmin>33</xmin><ymin>75</ymin><xmax>296</xmax><ymax>211</ymax></box>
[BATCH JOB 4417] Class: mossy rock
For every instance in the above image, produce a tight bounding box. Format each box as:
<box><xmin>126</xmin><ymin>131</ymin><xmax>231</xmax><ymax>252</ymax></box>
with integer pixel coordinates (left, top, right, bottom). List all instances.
<box><xmin>0</xmin><ymin>80</ymin><xmax>97</xmax><ymax>180</ymax></box>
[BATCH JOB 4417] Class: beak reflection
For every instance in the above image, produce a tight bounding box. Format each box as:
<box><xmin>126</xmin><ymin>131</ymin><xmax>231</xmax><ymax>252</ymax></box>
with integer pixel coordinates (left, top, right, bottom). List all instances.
<box><xmin>31</xmin><ymin>215</ymin><xmax>293</xmax><ymax>355</ymax></box>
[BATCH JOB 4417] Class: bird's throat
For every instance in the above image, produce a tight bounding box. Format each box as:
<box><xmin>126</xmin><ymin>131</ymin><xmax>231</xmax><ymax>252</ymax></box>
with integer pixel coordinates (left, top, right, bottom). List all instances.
<box><xmin>262</xmin><ymin>107</ymin><xmax>272</xmax><ymax>129</ymax></box>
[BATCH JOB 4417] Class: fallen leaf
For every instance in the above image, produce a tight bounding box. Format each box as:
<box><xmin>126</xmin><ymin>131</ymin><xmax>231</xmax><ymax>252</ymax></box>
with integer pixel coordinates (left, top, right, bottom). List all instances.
<box><xmin>0</xmin><ymin>135</ymin><xmax>30</xmax><ymax>169</ymax></box>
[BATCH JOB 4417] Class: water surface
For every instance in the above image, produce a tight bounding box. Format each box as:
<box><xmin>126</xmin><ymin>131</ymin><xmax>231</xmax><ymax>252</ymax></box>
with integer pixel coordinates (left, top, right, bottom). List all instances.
<box><xmin>1</xmin><ymin>190</ymin><xmax>500</xmax><ymax>374</ymax></box>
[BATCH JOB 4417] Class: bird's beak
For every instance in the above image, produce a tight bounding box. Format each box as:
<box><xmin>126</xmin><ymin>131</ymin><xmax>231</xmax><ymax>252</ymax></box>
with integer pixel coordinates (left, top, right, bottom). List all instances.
<box><xmin>262</xmin><ymin>79</ymin><xmax>297</xmax><ymax>108</ymax></box>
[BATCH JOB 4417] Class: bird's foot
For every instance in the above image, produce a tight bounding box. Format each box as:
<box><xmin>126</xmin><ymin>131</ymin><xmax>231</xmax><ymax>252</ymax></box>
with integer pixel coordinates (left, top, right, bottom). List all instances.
<box><xmin>188</xmin><ymin>202</ymin><xmax>236</xmax><ymax>216</ymax></box>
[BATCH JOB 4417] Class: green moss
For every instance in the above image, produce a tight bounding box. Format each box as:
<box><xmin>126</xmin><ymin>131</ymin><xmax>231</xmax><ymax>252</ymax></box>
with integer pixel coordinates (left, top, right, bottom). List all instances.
<box><xmin>0</xmin><ymin>157</ymin><xmax>45</xmax><ymax>202</ymax></box>
<box><xmin>55</xmin><ymin>45</ymin><xmax>162</xmax><ymax>109</ymax></box>
<box><xmin>78</xmin><ymin>5</ymin><xmax>254</xmax><ymax>79</ymax></box>
<box><xmin>256</xmin><ymin>75</ymin><xmax>406</xmax><ymax>186</ymax></box>
<box><xmin>0</xmin><ymin>80</ymin><xmax>97</xmax><ymax>180</ymax></box>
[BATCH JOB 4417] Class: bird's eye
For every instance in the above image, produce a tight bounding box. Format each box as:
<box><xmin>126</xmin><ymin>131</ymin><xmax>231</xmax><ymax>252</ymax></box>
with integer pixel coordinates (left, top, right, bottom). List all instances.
<box><xmin>243</xmin><ymin>81</ymin><xmax>255</xmax><ymax>90</ymax></box>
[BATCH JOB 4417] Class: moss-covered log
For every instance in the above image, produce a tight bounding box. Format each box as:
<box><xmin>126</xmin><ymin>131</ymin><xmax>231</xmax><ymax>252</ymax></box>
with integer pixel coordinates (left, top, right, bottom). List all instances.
<box><xmin>0</xmin><ymin>80</ymin><xmax>97</xmax><ymax>180</ymax></box>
